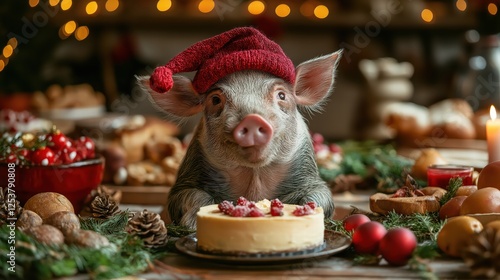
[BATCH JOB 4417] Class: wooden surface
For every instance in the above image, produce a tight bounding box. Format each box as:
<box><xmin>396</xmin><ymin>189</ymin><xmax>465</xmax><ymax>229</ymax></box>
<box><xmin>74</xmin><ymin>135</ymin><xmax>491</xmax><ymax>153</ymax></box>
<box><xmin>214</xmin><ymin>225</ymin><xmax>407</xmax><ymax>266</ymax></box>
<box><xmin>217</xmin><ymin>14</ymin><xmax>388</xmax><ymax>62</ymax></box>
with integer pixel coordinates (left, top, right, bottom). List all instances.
<box><xmin>142</xmin><ymin>252</ymin><xmax>470</xmax><ymax>280</ymax></box>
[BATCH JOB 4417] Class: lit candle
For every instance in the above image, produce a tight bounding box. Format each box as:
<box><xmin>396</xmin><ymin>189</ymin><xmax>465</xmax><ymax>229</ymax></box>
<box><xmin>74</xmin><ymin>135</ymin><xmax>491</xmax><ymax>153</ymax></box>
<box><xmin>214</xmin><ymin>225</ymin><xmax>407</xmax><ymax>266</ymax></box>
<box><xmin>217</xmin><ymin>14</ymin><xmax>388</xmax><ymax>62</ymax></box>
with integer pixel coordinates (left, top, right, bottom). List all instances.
<box><xmin>486</xmin><ymin>105</ymin><xmax>500</xmax><ymax>163</ymax></box>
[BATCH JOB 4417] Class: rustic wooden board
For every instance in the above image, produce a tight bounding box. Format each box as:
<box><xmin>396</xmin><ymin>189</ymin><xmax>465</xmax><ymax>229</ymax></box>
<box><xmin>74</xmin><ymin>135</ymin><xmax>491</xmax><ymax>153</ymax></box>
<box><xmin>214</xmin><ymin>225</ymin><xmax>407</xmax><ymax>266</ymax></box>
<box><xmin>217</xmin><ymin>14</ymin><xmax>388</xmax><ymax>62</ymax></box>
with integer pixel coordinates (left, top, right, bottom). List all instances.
<box><xmin>108</xmin><ymin>185</ymin><xmax>170</xmax><ymax>205</ymax></box>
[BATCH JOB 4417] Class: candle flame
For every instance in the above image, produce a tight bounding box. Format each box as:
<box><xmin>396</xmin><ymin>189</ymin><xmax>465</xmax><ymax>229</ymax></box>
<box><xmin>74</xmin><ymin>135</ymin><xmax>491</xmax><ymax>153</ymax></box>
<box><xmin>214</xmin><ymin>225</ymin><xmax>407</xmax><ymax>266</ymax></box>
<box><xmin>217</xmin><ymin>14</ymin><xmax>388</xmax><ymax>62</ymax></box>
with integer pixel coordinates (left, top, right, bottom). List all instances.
<box><xmin>490</xmin><ymin>105</ymin><xmax>497</xmax><ymax>120</ymax></box>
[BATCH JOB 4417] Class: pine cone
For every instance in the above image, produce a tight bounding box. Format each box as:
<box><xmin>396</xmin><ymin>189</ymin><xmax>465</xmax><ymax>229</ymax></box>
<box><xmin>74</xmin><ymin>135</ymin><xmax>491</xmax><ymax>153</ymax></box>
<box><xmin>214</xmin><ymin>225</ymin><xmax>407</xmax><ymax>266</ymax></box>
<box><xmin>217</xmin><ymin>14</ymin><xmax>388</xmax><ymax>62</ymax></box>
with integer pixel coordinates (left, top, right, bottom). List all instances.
<box><xmin>86</xmin><ymin>194</ymin><xmax>121</xmax><ymax>219</ymax></box>
<box><xmin>462</xmin><ymin>227</ymin><xmax>500</xmax><ymax>279</ymax></box>
<box><xmin>84</xmin><ymin>185</ymin><xmax>122</xmax><ymax>206</ymax></box>
<box><xmin>0</xmin><ymin>187</ymin><xmax>22</xmax><ymax>226</ymax></box>
<box><xmin>127</xmin><ymin>209</ymin><xmax>168</xmax><ymax>249</ymax></box>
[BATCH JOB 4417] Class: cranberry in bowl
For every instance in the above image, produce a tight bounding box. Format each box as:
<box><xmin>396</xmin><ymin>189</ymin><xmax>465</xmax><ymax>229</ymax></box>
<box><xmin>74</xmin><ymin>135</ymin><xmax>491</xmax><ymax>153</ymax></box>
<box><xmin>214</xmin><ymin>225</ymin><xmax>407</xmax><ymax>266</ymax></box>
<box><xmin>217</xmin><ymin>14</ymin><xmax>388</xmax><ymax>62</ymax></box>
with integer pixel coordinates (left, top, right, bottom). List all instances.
<box><xmin>0</xmin><ymin>129</ymin><xmax>104</xmax><ymax>213</ymax></box>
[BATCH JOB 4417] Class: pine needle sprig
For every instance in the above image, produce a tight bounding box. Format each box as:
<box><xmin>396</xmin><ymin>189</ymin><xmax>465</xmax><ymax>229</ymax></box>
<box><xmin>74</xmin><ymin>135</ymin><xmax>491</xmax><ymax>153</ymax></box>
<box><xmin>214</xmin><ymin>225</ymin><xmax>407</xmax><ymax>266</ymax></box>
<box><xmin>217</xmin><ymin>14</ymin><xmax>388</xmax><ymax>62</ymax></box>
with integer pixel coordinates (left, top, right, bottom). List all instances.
<box><xmin>439</xmin><ymin>177</ymin><xmax>462</xmax><ymax>206</ymax></box>
<box><xmin>381</xmin><ymin>211</ymin><xmax>444</xmax><ymax>242</ymax></box>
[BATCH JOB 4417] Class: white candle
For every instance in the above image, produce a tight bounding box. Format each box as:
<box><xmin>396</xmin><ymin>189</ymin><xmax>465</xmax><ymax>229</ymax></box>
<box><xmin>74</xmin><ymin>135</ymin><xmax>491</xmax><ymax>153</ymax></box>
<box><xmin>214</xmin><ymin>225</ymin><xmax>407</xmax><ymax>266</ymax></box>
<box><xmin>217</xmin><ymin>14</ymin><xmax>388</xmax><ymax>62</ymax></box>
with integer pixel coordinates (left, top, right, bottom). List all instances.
<box><xmin>486</xmin><ymin>105</ymin><xmax>500</xmax><ymax>163</ymax></box>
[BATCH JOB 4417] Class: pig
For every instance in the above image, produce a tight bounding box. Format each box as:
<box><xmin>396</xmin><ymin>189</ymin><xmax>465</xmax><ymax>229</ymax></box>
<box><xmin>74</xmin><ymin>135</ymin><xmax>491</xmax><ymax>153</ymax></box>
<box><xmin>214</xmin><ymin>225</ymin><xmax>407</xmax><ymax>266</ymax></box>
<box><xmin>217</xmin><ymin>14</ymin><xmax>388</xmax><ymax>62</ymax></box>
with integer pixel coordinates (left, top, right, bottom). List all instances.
<box><xmin>141</xmin><ymin>50</ymin><xmax>342</xmax><ymax>229</ymax></box>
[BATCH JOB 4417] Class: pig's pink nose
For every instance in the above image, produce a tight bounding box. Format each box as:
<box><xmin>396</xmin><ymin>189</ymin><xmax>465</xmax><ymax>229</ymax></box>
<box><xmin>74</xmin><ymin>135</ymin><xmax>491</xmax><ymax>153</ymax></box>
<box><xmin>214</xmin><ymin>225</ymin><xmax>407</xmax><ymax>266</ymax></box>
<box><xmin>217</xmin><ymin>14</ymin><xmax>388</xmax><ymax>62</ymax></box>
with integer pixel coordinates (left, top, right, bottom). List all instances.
<box><xmin>233</xmin><ymin>114</ymin><xmax>273</xmax><ymax>147</ymax></box>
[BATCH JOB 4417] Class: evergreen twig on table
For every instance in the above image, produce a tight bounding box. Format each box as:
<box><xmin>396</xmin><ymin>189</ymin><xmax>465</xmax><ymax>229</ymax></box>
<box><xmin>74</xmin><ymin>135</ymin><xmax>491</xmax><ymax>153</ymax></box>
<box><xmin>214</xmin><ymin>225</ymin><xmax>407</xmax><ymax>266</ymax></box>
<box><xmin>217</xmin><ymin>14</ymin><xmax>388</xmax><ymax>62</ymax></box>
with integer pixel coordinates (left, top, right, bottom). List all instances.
<box><xmin>439</xmin><ymin>177</ymin><xmax>462</xmax><ymax>206</ymax></box>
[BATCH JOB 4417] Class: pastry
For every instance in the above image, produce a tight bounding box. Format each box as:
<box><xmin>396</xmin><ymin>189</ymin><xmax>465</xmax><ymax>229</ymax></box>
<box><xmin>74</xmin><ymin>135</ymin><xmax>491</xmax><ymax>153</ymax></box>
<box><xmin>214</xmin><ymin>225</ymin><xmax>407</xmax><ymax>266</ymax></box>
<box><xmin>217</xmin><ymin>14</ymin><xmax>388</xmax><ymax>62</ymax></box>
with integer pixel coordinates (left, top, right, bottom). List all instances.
<box><xmin>196</xmin><ymin>198</ymin><xmax>325</xmax><ymax>254</ymax></box>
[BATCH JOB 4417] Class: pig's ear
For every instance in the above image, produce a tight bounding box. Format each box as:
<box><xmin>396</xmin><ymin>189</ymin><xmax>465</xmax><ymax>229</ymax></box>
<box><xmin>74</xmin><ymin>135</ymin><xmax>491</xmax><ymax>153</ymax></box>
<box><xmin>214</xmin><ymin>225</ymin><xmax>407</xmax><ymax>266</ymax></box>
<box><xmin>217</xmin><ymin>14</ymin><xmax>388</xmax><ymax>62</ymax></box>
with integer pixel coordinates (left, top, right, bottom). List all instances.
<box><xmin>138</xmin><ymin>75</ymin><xmax>203</xmax><ymax>117</ymax></box>
<box><xmin>293</xmin><ymin>50</ymin><xmax>343</xmax><ymax>109</ymax></box>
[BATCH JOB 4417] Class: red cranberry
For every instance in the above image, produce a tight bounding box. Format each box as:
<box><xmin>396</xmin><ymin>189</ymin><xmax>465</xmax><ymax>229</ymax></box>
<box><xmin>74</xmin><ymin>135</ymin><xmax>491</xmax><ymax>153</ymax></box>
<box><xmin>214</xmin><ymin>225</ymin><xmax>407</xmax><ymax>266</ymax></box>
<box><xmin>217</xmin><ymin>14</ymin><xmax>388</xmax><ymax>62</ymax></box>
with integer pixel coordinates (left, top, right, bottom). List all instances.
<box><xmin>218</xmin><ymin>200</ymin><xmax>234</xmax><ymax>215</ymax></box>
<box><xmin>247</xmin><ymin>208</ymin><xmax>265</xmax><ymax>217</ymax></box>
<box><xmin>306</xmin><ymin>201</ymin><xmax>317</xmax><ymax>210</ymax></box>
<box><xmin>230</xmin><ymin>205</ymin><xmax>250</xmax><ymax>217</ymax></box>
<box><xmin>270</xmin><ymin>207</ymin><xmax>283</xmax><ymax>216</ymax></box>
<box><xmin>237</xmin><ymin>196</ymin><xmax>249</xmax><ymax>206</ymax></box>
<box><xmin>270</xmin><ymin>198</ymin><xmax>284</xmax><ymax>209</ymax></box>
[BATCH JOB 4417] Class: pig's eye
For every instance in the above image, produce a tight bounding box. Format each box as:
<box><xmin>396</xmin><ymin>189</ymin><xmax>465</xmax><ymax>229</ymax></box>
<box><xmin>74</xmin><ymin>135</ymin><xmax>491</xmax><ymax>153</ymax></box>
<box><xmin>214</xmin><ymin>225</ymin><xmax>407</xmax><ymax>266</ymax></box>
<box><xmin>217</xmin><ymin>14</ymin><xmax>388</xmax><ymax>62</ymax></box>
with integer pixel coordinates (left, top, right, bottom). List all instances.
<box><xmin>277</xmin><ymin>92</ymin><xmax>286</xmax><ymax>101</ymax></box>
<box><xmin>212</xmin><ymin>95</ymin><xmax>222</xmax><ymax>105</ymax></box>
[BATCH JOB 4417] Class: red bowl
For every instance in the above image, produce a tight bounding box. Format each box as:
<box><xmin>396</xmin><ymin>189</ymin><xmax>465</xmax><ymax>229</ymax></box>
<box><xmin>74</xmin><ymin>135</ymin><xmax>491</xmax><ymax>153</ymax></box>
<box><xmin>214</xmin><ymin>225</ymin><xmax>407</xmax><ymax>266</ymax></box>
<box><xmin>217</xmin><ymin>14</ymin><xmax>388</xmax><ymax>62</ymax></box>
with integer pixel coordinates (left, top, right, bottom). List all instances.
<box><xmin>0</xmin><ymin>156</ymin><xmax>104</xmax><ymax>213</ymax></box>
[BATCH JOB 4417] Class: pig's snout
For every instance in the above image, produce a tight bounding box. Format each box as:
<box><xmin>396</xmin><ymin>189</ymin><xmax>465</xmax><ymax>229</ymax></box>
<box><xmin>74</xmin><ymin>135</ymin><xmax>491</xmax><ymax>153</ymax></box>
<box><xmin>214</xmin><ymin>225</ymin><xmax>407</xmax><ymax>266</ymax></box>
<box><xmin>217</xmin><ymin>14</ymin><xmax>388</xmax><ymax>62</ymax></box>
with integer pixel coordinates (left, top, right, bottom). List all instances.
<box><xmin>233</xmin><ymin>114</ymin><xmax>273</xmax><ymax>147</ymax></box>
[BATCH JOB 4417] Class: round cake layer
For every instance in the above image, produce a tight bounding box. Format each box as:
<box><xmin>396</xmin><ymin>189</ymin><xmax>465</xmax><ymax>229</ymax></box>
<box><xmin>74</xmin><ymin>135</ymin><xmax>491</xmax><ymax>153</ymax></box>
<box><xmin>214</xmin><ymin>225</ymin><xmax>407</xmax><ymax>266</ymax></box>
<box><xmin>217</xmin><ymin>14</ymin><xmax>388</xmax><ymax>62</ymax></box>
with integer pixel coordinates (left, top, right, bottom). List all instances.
<box><xmin>196</xmin><ymin>200</ymin><xmax>324</xmax><ymax>254</ymax></box>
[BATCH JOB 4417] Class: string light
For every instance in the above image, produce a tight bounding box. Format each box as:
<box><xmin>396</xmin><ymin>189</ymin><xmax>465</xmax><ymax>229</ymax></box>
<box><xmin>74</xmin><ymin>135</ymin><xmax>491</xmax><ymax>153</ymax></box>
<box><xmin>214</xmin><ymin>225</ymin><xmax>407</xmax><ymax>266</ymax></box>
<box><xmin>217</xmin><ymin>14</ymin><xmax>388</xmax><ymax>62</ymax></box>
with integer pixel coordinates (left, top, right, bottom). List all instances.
<box><xmin>198</xmin><ymin>0</ymin><xmax>215</xmax><ymax>13</ymax></box>
<box><xmin>75</xmin><ymin>26</ymin><xmax>90</xmax><ymax>41</ymax></box>
<box><xmin>488</xmin><ymin>3</ymin><xmax>498</xmax><ymax>15</ymax></box>
<box><xmin>61</xmin><ymin>0</ymin><xmax>72</xmax><ymax>11</ymax></box>
<box><xmin>0</xmin><ymin>60</ymin><xmax>5</xmax><ymax>72</ymax></box>
<box><xmin>157</xmin><ymin>0</ymin><xmax>172</xmax><ymax>12</ymax></box>
<box><xmin>105</xmin><ymin>0</ymin><xmax>120</xmax><ymax>12</ymax></box>
<box><xmin>86</xmin><ymin>1</ymin><xmax>98</xmax><ymax>15</ymax></box>
<box><xmin>314</xmin><ymin>4</ymin><xmax>329</xmax><ymax>19</ymax></box>
<box><xmin>456</xmin><ymin>0</ymin><xmax>467</xmax><ymax>12</ymax></box>
<box><xmin>421</xmin><ymin>8</ymin><xmax>433</xmax><ymax>22</ymax></box>
<box><xmin>248</xmin><ymin>1</ymin><xmax>265</xmax><ymax>15</ymax></box>
<box><xmin>275</xmin><ymin>4</ymin><xmax>291</xmax><ymax>18</ymax></box>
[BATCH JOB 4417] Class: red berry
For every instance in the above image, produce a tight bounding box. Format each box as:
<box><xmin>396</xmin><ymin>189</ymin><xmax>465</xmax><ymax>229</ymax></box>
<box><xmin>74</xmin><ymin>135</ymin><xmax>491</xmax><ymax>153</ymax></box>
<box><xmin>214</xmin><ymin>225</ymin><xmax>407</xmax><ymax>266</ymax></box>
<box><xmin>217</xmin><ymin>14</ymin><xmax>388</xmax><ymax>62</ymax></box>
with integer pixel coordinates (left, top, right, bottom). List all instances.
<box><xmin>379</xmin><ymin>228</ymin><xmax>417</xmax><ymax>266</ymax></box>
<box><xmin>247</xmin><ymin>208</ymin><xmax>264</xmax><ymax>217</ymax></box>
<box><xmin>343</xmin><ymin>214</ymin><xmax>371</xmax><ymax>232</ymax></box>
<box><xmin>218</xmin><ymin>200</ymin><xmax>234</xmax><ymax>215</ymax></box>
<box><xmin>48</xmin><ymin>132</ymin><xmax>69</xmax><ymax>151</ymax></box>
<box><xmin>311</xmin><ymin>133</ymin><xmax>324</xmax><ymax>145</ymax></box>
<box><xmin>31</xmin><ymin>147</ymin><xmax>56</xmax><ymax>166</ymax></box>
<box><xmin>75</xmin><ymin>136</ymin><xmax>95</xmax><ymax>159</ymax></box>
<box><xmin>270</xmin><ymin>198</ymin><xmax>284</xmax><ymax>209</ymax></box>
<box><xmin>328</xmin><ymin>143</ymin><xmax>342</xmax><ymax>154</ymax></box>
<box><xmin>270</xmin><ymin>206</ymin><xmax>283</xmax><ymax>216</ymax></box>
<box><xmin>6</xmin><ymin>153</ymin><xmax>17</xmax><ymax>163</ymax></box>
<box><xmin>57</xmin><ymin>147</ymin><xmax>78</xmax><ymax>164</ymax></box>
<box><xmin>230</xmin><ymin>205</ymin><xmax>250</xmax><ymax>217</ymax></box>
<box><xmin>248</xmin><ymin>201</ymin><xmax>256</xmax><ymax>208</ymax></box>
<box><xmin>306</xmin><ymin>201</ymin><xmax>317</xmax><ymax>210</ymax></box>
<box><xmin>293</xmin><ymin>204</ymin><xmax>314</xmax><ymax>216</ymax></box>
<box><xmin>237</xmin><ymin>196</ymin><xmax>249</xmax><ymax>206</ymax></box>
<box><xmin>352</xmin><ymin>221</ymin><xmax>387</xmax><ymax>255</ymax></box>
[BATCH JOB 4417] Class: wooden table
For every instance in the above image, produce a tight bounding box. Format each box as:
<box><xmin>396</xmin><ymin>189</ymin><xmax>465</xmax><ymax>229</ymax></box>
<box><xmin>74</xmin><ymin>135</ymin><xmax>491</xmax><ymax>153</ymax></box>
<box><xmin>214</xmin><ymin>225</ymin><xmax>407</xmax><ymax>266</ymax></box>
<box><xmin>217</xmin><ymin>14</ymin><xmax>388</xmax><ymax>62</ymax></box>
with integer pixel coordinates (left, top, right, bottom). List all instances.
<box><xmin>138</xmin><ymin>248</ymin><xmax>471</xmax><ymax>279</ymax></box>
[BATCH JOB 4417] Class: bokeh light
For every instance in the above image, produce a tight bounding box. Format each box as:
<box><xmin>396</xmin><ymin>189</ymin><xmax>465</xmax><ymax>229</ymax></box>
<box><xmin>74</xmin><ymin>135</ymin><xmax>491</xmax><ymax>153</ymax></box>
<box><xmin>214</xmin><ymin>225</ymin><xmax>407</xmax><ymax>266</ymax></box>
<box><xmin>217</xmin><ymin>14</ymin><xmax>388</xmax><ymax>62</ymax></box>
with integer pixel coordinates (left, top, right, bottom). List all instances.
<box><xmin>86</xmin><ymin>1</ymin><xmax>98</xmax><ymax>15</ymax></box>
<box><xmin>275</xmin><ymin>4</ymin><xmax>291</xmax><ymax>18</ymax></box>
<box><xmin>248</xmin><ymin>1</ymin><xmax>265</xmax><ymax>15</ymax></box>
<box><xmin>49</xmin><ymin>0</ymin><xmax>60</xmax><ymax>7</ymax></box>
<box><xmin>61</xmin><ymin>0</ymin><xmax>72</xmax><ymax>11</ymax></box>
<box><xmin>0</xmin><ymin>60</ymin><xmax>5</xmax><ymax>72</ymax></box>
<box><xmin>314</xmin><ymin>5</ymin><xmax>329</xmax><ymax>19</ymax></box>
<box><xmin>488</xmin><ymin>3</ymin><xmax>498</xmax><ymax>15</ymax></box>
<box><xmin>64</xmin><ymin>21</ymin><xmax>77</xmax><ymax>35</ymax></box>
<box><xmin>105</xmin><ymin>0</ymin><xmax>120</xmax><ymax>12</ymax></box>
<box><xmin>456</xmin><ymin>0</ymin><xmax>467</xmax><ymax>12</ymax></box>
<box><xmin>157</xmin><ymin>0</ymin><xmax>172</xmax><ymax>12</ymax></box>
<box><xmin>421</xmin><ymin>8</ymin><xmax>434</xmax><ymax>22</ymax></box>
<box><xmin>3</xmin><ymin>45</ymin><xmax>13</xmax><ymax>58</ymax></box>
<box><xmin>198</xmin><ymin>0</ymin><xmax>215</xmax><ymax>13</ymax></box>
<box><xmin>29</xmin><ymin>0</ymin><xmax>39</xmax><ymax>8</ymax></box>
<box><xmin>75</xmin><ymin>26</ymin><xmax>90</xmax><ymax>41</ymax></box>
<box><xmin>7</xmin><ymin>38</ymin><xmax>18</xmax><ymax>49</ymax></box>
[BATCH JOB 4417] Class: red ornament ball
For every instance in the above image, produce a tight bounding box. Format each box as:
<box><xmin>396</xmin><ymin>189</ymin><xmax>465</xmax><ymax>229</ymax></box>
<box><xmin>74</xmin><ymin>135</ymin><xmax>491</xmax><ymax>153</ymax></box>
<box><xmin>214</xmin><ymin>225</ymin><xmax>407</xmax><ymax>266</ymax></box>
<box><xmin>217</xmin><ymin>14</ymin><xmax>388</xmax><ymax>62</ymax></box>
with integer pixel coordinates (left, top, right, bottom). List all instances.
<box><xmin>343</xmin><ymin>214</ymin><xmax>371</xmax><ymax>232</ymax></box>
<box><xmin>352</xmin><ymin>221</ymin><xmax>387</xmax><ymax>255</ymax></box>
<box><xmin>379</xmin><ymin>227</ymin><xmax>417</xmax><ymax>266</ymax></box>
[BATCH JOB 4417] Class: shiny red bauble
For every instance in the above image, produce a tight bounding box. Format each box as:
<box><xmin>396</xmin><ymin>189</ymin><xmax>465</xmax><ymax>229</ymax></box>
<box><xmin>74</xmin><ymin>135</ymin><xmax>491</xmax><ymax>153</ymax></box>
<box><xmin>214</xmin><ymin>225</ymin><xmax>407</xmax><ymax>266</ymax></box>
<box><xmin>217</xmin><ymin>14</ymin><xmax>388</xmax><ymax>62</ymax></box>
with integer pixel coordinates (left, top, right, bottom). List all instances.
<box><xmin>343</xmin><ymin>214</ymin><xmax>371</xmax><ymax>232</ymax></box>
<box><xmin>352</xmin><ymin>221</ymin><xmax>387</xmax><ymax>254</ymax></box>
<box><xmin>379</xmin><ymin>227</ymin><xmax>417</xmax><ymax>266</ymax></box>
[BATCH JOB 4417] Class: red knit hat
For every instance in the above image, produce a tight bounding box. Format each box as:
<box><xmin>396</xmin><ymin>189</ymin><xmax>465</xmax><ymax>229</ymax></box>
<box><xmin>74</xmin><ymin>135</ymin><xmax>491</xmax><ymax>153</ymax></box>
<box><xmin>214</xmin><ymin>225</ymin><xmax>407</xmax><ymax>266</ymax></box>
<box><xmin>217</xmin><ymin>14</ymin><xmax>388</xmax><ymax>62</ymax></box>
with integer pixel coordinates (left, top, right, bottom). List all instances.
<box><xmin>149</xmin><ymin>27</ymin><xmax>295</xmax><ymax>94</ymax></box>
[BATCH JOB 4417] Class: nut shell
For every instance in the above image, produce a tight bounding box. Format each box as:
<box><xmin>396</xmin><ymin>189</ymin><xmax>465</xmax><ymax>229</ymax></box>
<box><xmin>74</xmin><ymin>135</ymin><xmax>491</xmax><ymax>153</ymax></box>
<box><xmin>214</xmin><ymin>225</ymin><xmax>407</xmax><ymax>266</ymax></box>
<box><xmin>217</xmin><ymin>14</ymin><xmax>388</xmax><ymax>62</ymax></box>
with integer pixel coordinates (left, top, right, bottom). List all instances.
<box><xmin>66</xmin><ymin>229</ymin><xmax>110</xmax><ymax>249</ymax></box>
<box><xmin>16</xmin><ymin>210</ymin><xmax>42</xmax><ymax>232</ymax></box>
<box><xmin>44</xmin><ymin>211</ymin><xmax>81</xmax><ymax>235</ymax></box>
<box><xmin>26</xmin><ymin>224</ymin><xmax>65</xmax><ymax>246</ymax></box>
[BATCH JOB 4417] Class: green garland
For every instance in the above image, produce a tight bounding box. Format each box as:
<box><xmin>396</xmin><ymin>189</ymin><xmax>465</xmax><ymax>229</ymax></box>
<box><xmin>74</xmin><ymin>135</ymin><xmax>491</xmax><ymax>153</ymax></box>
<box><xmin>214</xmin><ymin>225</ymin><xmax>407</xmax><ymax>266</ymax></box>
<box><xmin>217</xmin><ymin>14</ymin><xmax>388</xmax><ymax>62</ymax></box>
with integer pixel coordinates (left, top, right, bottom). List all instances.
<box><xmin>0</xmin><ymin>211</ymin><xmax>190</xmax><ymax>280</ymax></box>
<box><xmin>319</xmin><ymin>141</ymin><xmax>421</xmax><ymax>193</ymax></box>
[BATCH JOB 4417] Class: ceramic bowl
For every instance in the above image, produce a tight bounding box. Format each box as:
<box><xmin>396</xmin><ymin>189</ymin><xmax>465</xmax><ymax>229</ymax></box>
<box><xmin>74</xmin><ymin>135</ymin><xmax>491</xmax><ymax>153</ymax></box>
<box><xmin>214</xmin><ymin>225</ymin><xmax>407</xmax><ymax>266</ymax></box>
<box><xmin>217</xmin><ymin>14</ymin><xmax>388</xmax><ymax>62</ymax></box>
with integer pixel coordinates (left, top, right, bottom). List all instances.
<box><xmin>0</xmin><ymin>156</ymin><xmax>104</xmax><ymax>213</ymax></box>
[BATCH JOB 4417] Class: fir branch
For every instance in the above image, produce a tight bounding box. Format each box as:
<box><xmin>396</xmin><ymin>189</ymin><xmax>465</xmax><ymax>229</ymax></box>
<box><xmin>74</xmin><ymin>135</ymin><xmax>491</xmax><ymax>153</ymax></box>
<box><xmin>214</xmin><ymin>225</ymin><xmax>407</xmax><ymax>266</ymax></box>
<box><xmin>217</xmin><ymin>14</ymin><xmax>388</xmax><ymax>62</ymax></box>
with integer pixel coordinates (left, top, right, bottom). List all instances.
<box><xmin>439</xmin><ymin>177</ymin><xmax>462</xmax><ymax>206</ymax></box>
<box><xmin>166</xmin><ymin>223</ymin><xmax>195</xmax><ymax>238</ymax></box>
<box><xmin>324</xmin><ymin>218</ymin><xmax>351</xmax><ymax>237</ymax></box>
<box><xmin>381</xmin><ymin>211</ymin><xmax>444</xmax><ymax>242</ymax></box>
